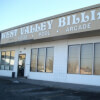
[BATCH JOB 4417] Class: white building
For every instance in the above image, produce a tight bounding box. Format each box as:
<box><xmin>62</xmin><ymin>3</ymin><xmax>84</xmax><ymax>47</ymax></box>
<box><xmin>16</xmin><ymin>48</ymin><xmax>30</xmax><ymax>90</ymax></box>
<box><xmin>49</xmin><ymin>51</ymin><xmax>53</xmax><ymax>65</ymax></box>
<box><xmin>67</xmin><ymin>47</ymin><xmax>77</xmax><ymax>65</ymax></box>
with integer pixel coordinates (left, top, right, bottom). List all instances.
<box><xmin>0</xmin><ymin>4</ymin><xmax>100</xmax><ymax>86</ymax></box>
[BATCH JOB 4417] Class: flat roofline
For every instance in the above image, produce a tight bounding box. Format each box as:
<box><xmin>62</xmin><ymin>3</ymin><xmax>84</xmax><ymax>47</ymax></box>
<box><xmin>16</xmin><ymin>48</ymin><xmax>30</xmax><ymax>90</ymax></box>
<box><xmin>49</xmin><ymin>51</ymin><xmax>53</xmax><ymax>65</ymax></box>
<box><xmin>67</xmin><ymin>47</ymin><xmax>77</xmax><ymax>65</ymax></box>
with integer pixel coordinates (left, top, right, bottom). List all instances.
<box><xmin>0</xmin><ymin>3</ymin><xmax>100</xmax><ymax>33</ymax></box>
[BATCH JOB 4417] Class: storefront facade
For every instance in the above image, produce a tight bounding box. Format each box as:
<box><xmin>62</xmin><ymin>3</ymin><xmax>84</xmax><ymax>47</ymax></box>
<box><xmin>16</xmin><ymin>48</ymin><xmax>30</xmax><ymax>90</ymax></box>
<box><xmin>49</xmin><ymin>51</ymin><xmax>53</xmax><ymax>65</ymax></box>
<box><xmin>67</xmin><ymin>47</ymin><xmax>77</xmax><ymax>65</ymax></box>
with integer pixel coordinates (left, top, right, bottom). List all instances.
<box><xmin>0</xmin><ymin>4</ymin><xmax>100</xmax><ymax>86</ymax></box>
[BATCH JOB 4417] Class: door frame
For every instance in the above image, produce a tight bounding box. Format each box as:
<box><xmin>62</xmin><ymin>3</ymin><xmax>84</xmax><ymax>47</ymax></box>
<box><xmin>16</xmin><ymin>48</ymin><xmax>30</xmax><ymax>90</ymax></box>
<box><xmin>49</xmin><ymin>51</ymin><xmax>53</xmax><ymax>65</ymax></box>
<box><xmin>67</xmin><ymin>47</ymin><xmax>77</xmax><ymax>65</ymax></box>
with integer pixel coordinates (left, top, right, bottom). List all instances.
<box><xmin>17</xmin><ymin>54</ymin><xmax>26</xmax><ymax>77</ymax></box>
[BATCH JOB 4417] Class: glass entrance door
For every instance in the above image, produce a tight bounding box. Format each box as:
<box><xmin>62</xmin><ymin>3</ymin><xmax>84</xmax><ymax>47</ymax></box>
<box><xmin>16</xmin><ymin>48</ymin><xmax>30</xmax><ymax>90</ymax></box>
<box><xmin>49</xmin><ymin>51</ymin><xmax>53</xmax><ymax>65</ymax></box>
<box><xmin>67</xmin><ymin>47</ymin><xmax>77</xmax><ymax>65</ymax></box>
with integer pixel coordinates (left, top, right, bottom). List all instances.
<box><xmin>18</xmin><ymin>54</ymin><xmax>26</xmax><ymax>77</ymax></box>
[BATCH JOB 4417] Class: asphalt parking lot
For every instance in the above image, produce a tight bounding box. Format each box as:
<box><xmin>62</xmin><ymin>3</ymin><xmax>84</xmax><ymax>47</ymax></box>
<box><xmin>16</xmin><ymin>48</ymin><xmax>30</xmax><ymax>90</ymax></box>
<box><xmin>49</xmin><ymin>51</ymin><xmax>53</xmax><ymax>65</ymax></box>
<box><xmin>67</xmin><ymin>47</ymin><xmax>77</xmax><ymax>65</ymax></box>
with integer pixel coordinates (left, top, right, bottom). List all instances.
<box><xmin>0</xmin><ymin>78</ymin><xmax>100</xmax><ymax>100</ymax></box>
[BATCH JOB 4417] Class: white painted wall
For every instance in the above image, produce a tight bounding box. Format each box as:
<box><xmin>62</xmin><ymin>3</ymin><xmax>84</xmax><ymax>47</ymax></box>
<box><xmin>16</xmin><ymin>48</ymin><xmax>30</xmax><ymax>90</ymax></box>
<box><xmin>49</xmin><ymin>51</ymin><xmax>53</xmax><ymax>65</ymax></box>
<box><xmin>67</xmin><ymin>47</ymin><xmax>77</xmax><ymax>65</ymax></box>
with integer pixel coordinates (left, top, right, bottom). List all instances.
<box><xmin>1</xmin><ymin>36</ymin><xmax>100</xmax><ymax>86</ymax></box>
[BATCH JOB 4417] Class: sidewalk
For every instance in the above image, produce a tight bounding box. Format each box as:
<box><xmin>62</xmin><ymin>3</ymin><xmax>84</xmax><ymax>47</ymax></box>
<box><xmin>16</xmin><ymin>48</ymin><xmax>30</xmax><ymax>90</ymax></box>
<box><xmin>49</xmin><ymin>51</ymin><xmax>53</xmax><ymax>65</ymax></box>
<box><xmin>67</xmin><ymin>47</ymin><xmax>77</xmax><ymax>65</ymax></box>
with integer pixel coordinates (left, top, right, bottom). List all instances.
<box><xmin>0</xmin><ymin>76</ymin><xmax>100</xmax><ymax>93</ymax></box>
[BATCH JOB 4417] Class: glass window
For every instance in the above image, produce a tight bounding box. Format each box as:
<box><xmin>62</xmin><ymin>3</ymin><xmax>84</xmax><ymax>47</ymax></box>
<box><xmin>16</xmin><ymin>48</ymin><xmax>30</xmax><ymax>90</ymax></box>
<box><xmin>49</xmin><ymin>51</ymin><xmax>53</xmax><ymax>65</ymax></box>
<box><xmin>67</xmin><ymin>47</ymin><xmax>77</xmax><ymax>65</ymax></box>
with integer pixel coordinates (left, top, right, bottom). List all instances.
<box><xmin>0</xmin><ymin>51</ymin><xmax>15</xmax><ymax>70</ymax></box>
<box><xmin>1</xmin><ymin>52</ymin><xmax>6</xmax><ymax>65</ymax></box>
<box><xmin>5</xmin><ymin>51</ymin><xmax>10</xmax><ymax>65</ymax></box>
<box><xmin>68</xmin><ymin>45</ymin><xmax>80</xmax><ymax>74</ymax></box>
<box><xmin>0</xmin><ymin>65</ymin><xmax>5</xmax><ymax>70</ymax></box>
<box><xmin>5</xmin><ymin>65</ymin><xmax>9</xmax><ymax>70</ymax></box>
<box><xmin>30</xmin><ymin>47</ymin><xmax>54</xmax><ymax>73</ymax></box>
<box><xmin>80</xmin><ymin>44</ymin><xmax>93</xmax><ymax>75</ymax></box>
<box><xmin>37</xmin><ymin>48</ymin><xmax>46</xmax><ymax>72</ymax></box>
<box><xmin>94</xmin><ymin>43</ymin><xmax>100</xmax><ymax>75</ymax></box>
<box><xmin>46</xmin><ymin>48</ymin><xmax>54</xmax><ymax>72</ymax></box>
<box><xmin>10</xmin><ymin>51</ymin><xmax>15</xmax><ymax>70</ymax></box>
<box><xmin>31</xmin><ymin>49</ymin><xmax>38</xmax><ymax>72</ymax></box>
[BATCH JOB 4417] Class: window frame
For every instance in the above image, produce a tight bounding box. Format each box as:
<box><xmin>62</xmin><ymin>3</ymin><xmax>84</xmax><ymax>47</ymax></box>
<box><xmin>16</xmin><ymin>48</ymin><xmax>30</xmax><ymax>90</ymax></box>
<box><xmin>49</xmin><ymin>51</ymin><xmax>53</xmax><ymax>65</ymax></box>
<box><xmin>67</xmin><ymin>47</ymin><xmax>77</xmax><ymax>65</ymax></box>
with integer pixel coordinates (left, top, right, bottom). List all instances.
<box><xmin>30</xmin><ymin>47</ymin><xmax>54</xmax><ymax>73</ymax></box>
<box><xmin>67</xmin><ymin>44</ymin><xmax>80</xmax><ymax>74</ymax></box>
<box><xmin>67</xmin><ymin>43</ymin><xmax>94</xmax><ymax>75</ymax></box>
<box><xmin>30</xmin><ymin>48</ymin><xmax>38</xmax><ymax>72</ymax></box>
<box><xmin>80</xmin><ymin>43</ymin><xmax>93</xmax><ymax>75</ymax></box>
<box><xmin>45</xmin><ymin>47</ymin><xmax>54</xmax><ymax>73</ymax></box>
<box><xmin>0</xmin><ymin>50</ymin><xmax>15</xmax><ymax>71</ymax></box>
<box><xmin>37</xmin><ymin>47</ymin><xmax>46</xmax><ymax>72</ymax></box>
<box><xmin>94</xmin><ymin>43</ymin><xmax>100</xmax><ymax>75</ymax></box>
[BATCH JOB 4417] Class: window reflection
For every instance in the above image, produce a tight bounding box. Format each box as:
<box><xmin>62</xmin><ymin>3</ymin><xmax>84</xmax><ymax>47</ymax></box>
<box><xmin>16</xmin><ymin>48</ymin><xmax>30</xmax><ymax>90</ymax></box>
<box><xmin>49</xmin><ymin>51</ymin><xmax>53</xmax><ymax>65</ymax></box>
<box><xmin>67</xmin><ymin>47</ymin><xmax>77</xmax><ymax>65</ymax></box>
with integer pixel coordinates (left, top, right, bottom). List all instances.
<box><xmin>5</xmin><ymin>65</ymin><xmax>9</xmax><ymax>70</ymax></box>
<box><xmin>68</xmin><ymin>45</ymin><xmax>80</xmax><ymax>74</ymax></box>
<box><xmin>0</xmin><ymin>51</ymin><xmax>15</xmax><ymax>70</ymax></box>
<box><xmin>1</xmin><ymin>65</ymin><xmax>4</xmax><ymax>70</ymax></box>
<box><xmin>37</xmin><ymin>48</ymin><xmax>45</xmax><ymax>72</ymax></box>
<box><xmin>46</xmin><ymin>48</ymin><xmax>54</xmax><ymax>72</ymax></box>
<box><xmin>31</xmin><ymin>49</ymin><xmax>38</xmax><ymax>72</ymax></box>
<box><xmin>6</xmin><ymin>51</ymin><xmax>10</xmax><ymax>65</ymax></box>
<box><xmin>1</xmin><ymin>52</ymin><xmax>6</xmax><ymax>65</ymax></box>
<box><xmin>94</xmin><ymin>44</ymin><xmax>100</xmax><ymax>75</ymax></box>
<box><xmin>80</xmin><ymin>44</ymin><xmax>93</xmax><ymax>74</ymax></box>
<box><xmin>31</xmin><ymin>47</ymin><xmax>54</xmax><ymax>73</ymax></box>
<box><xmin>10</xmin><ymin>51</ymin><xmax>15</xmax><ymax>70</ymax></box>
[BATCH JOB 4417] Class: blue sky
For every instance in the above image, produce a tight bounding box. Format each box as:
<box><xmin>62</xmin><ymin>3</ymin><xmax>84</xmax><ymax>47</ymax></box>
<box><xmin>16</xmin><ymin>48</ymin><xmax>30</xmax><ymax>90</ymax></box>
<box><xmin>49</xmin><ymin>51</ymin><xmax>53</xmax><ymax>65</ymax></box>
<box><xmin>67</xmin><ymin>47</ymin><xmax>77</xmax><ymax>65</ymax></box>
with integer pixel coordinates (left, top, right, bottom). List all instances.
<box><xmin>0</xmin><ymin>0</ymin><xmax>100</xmax><ymax>31</ymax></box>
